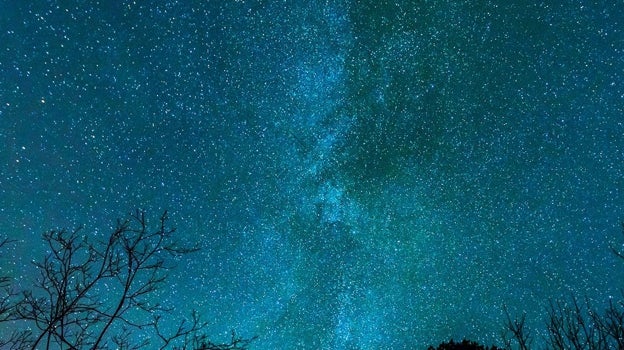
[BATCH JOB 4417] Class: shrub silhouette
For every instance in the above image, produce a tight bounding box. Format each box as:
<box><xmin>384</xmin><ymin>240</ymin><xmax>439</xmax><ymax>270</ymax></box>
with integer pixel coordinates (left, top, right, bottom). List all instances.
<box><xmin>428</xmin><ymin>339</ymin><xmax>503</xmax><ymax>350</ymax></box>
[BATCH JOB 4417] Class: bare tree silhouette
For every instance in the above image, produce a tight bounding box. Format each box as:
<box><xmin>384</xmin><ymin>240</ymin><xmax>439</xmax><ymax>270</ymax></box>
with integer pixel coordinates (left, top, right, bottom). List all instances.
<box><xmin>0</xmin><ymin>237</ymin><xmax>16</xmax><ymax>319</ymax></box>
<box><xmin>0</xmin><ymin>210</ymin><xmax>255</xmax><ymax>350</ymax></box>
<box><xmin>503</xmin><ymin>223</ymin><xmax>624</xmax><ymax>350</ymax></box>
<box><xmin>502</xmin><ymin>306</ymin><xmax>531</xmax><ymax>350</ymax></box>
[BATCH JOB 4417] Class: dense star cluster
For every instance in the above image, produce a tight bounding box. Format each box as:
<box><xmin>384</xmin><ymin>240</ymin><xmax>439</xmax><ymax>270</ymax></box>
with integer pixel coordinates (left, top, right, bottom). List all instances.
<box><xmin>1</xmin><ymin>1</ymin><xmax>623</xmax><ymax>348</ymax></box>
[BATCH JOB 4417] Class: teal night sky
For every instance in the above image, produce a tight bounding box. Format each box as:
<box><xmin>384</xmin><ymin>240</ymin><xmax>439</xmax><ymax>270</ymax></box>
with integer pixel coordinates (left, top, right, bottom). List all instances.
<box><xmin>1</xmin><ymin>1</ymin><xmax>624</xmax><ymax>348</ymax></box>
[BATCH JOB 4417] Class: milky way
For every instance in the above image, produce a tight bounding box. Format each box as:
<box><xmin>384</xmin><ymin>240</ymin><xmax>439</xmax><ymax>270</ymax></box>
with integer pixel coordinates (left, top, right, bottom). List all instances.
<box><xmin>1</xmin><ymin>1</ymin><xmax>624</xmax><ymax>348</ymax></box>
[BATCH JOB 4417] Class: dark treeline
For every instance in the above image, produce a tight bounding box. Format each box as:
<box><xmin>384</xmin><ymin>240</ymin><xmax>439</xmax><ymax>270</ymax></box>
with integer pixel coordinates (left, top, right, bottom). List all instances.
<box><xmin>1</xmin><ymin>212</ymin><xmax>623</xmax><ymax>349</ymax></box>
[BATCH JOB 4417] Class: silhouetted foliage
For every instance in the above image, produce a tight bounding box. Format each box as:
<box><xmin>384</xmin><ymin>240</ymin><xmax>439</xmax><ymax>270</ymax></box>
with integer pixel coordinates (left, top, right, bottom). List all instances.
<box><xmin>428</xmin><ymin>339</ymin><xmax>503</xmax><ymax>350</ymax></box>
<box><xmin>0</xmin><ymin>210</ymin><xmax>255</xmax><ymax>350</ymax></box>
<box><xmin>175</xmin><ymin>330</ymin><xmax>258</xmax><ymax>350</ymax></box>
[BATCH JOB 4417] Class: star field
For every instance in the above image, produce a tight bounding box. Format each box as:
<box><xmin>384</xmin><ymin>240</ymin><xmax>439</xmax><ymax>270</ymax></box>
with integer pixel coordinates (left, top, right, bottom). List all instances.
<box><xmin>1</xmin><ymin>1</ymin><xmax>624</xmax><ymax>348</ymax></box>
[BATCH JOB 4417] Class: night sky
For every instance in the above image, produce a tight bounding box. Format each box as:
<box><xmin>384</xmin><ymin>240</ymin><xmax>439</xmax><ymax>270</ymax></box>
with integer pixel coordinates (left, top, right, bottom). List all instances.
<box><xmin>1</xmin><ymin>1</ymin><xmax>624</xmax><ymax>348</ymax></box>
